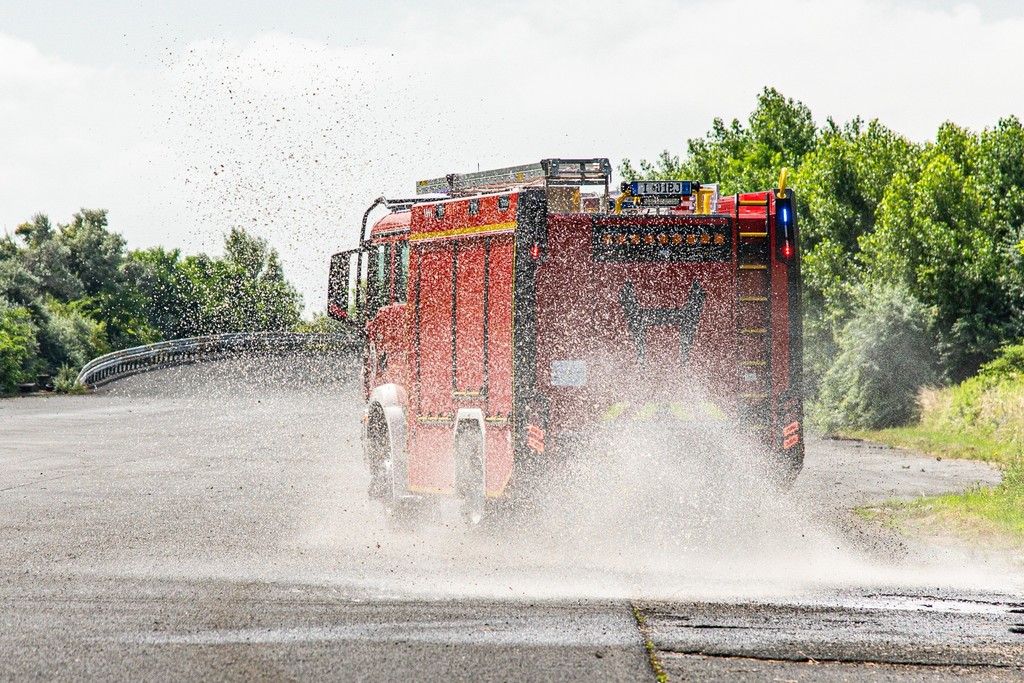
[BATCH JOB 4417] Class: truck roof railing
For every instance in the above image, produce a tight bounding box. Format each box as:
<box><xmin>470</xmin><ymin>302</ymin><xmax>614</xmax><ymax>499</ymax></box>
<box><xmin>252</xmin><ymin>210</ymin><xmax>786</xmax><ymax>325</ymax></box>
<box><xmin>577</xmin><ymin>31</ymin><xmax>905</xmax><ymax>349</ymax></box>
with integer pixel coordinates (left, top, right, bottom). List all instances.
<box><xmin>415</xmin><ymin>158</ymin><xmax>611</xmax><ymax>196</ymax></box>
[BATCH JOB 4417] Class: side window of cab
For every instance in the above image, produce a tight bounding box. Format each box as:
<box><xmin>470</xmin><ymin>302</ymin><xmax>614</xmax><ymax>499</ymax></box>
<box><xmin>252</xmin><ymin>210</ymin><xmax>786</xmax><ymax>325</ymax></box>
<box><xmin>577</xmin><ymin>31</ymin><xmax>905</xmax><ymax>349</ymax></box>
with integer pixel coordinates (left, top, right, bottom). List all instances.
<box><xmin>368</xmin><ymin>243</ymin><xmax>389</xmax><ymax>316</ymax></box>
<box><xmin>368</xmin><ymin>241</ymin><xmax>410</xmax><ymax>313</ymax></box>
<box><xmin>394</xmin><ymin>241</ymin><xmax>410</xmax><ymax>303</ymax></box>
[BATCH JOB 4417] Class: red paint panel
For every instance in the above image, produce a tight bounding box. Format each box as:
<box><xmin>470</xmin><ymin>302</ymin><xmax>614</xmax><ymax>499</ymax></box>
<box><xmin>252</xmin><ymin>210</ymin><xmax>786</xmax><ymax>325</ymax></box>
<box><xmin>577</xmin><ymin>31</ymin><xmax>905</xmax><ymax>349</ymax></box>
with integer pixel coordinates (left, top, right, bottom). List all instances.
<box><xmin>485</xmin><ymin>236</ymin><xmax>515</xmax><ymax>417</ymax></box>
<box><xmin>365</xmin><ymin>303</ymin><xmax>409</xmax><ymax>393</ymax></box>
<box><xmin>410</xmin><ymin>244</ymin><xmax>456</xmax><ymax>491</ymax></box>
<box><xmin>370</xmin><ymin>211</ymin><xmax>411</xmax><ymax>238</ymax></box>
<box><xmin>408</xmin><ymin>427</ymin><xmax>454</xmax><ymax>492</ymax></box>
<box><xmin>485</xmin><ymin>425</ymin><xmax>513</xmax><ymax>496</ymax></box>
<box><xmin>484</xmin><ymin>235</ymin><xmax>515</xmax><ymax>496</ymax></box>
<box><xmin>454</xmin><ymin>241</ymin><xmax>486</xmax><ymax>394</ymax></box>
<box><xmin>416</xmin><ymin>245</ymin><xmax>454</xmax><ymax>417</ymax></box>
<box><xmin>410</xmin><ymin>192</ymin><xmax>519</xmax><ymax>239</ymax></box>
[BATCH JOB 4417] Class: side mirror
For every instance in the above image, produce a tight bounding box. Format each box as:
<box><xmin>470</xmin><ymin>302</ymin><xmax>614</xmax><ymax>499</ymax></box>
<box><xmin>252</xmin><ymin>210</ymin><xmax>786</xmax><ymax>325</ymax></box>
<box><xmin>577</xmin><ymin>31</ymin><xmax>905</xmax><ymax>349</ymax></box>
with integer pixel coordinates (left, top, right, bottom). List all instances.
<box><xmin>327</xmin><ymin>250</ymin><xmax>363</xmax><ymax>322</ymax></box>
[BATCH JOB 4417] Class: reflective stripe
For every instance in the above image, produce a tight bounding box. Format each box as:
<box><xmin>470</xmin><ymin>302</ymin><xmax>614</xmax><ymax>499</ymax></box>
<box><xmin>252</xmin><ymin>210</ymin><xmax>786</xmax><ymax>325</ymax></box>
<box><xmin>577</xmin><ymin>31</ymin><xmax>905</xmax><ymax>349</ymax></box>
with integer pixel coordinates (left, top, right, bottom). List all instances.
<box><xmin>410</xmin><ymin>221</ymin><xmax>516</xmax><ymax>242</ymax></box>
<box><xmin>700</xmin><ymin>402</ymin><xmax>727</xmax><ymax>420</ymax></box>
<box><xmin>600</xmin><ymin>402</ymin><xmax>630</xmax><ymax>421</ymax></box>
<box><xmin>668</xmin><ymin>403</ymin><xmax>693</xmax><ymax>421</ymax></box>
<box><xmin>633</xmin><ymin>403</ymin><xmax>661</xmax><ymax>420</ymax></box>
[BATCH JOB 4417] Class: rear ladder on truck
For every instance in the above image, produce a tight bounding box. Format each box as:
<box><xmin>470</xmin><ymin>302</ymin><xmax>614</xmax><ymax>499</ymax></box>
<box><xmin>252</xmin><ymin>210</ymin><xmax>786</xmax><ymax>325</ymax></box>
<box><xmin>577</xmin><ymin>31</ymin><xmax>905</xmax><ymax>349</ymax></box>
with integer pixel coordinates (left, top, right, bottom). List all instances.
<box><xmin>735</xmin><ymin>193</ymin><xmax>773</xmax><ymax>439</ymax></box>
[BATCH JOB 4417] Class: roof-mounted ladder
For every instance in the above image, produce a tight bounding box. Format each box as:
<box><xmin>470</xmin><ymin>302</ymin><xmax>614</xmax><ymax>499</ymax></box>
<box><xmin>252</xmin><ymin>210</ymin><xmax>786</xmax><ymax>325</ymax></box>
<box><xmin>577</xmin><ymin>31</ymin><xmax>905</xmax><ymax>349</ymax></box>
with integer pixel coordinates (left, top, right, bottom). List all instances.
<box><xmin>415</xmin><ymin>158</ymin><xmax>611</xmax><ymax>196</ymax></box>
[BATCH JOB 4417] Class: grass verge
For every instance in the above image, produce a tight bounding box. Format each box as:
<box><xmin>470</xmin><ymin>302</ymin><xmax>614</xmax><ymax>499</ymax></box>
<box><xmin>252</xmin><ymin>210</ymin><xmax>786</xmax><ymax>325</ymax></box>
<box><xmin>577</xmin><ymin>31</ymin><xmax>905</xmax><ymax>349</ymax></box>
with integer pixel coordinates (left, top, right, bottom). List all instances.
<box><xmin>847</xmin><ymin>426</ymin><xmax>1013</xmax><ymax>464</ymax></box>
<box><xmin>848</xmin><ymin>425</ymin><xmax>1024</xmax><ymax>547</ymax></box>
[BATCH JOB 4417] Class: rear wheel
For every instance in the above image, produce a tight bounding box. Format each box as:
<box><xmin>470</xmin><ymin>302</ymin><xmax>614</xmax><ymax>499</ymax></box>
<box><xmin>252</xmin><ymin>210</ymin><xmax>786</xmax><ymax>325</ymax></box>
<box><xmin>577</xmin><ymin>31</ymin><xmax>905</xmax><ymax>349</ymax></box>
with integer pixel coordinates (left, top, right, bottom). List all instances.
<box><xmin>454</xmin><ymin>426</ymin><xmax>486</xmax><ymax>526</ymax></box>
<box><xmin>768</xmin><ymin>444</ymin><xmax>804</xmax><ymax>489</ymax></box>
<box><xmin>365</xmin><ymin>411</ymin><xmax>391</xmax><ymax>502</ymax></box>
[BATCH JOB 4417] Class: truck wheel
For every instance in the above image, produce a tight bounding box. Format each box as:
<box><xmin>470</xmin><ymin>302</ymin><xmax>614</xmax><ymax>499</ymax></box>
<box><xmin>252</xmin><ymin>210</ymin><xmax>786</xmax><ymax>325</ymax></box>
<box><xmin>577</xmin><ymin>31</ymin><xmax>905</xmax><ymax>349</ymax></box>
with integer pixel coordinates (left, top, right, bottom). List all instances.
<box><xmin>454</xmin><ymin>426</ymin><xmax>485</xmax><ymax>526</ymax></box>
<box><xmin>769</xmin><ymin>445</ymin><xmax>804</xmax><ymax>489</ymax></box>
<box><xmin>366</xmin><ymin>412</ymin><xmax>422</xmax><ymax>529</ymax></box>
<box><xmin>365</xmin><ymin>413</ymin><xmax>392</xmax><ymax>502</ymax></box>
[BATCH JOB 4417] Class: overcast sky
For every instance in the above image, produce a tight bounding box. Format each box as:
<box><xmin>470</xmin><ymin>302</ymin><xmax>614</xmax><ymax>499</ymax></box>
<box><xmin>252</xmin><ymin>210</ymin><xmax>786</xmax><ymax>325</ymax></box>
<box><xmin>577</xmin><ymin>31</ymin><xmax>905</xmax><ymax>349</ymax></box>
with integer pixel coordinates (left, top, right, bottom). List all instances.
<box><xmin>2</xmin><ymin>0</ymin><xmax>1023</xmax><ymax>312</ymax></box>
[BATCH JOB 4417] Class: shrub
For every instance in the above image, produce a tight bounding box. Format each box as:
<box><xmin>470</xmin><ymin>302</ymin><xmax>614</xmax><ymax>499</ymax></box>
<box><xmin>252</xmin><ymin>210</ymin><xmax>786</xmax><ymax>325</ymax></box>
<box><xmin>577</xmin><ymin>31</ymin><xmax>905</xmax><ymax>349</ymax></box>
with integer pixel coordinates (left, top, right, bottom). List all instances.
<box><xmin>35</xmin><ymin>300</ymin><xmax>109</xmax><ymax>372</ymax></box>
<box><xmin>978</xmin><ymin>341</ymin><xmax>1024</xmax><ymax>379</ymax></box>
<box><xmin>921</xmin><ymin>342</ymin><xmax>1024</xmax><ymax>446</ymax></box>
<box><xmin>52</xmin><ymin>364</ymin><xmax>86</xmax><ymax>394</ymax></box>
<box><xmin>813</xmin><ymin>285</ymin><xmax>938</xmax><ymax>432</ymax></box>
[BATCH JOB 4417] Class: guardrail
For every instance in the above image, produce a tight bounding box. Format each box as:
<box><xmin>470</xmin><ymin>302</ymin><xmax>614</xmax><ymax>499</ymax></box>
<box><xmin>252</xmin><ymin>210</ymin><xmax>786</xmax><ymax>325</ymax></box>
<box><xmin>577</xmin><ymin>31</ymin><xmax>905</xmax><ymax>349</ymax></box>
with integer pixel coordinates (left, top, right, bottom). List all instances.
<box><xmin>75</xmin><ymin>332</ymin><xmax>361</xmax><ymax>388</ymax></box>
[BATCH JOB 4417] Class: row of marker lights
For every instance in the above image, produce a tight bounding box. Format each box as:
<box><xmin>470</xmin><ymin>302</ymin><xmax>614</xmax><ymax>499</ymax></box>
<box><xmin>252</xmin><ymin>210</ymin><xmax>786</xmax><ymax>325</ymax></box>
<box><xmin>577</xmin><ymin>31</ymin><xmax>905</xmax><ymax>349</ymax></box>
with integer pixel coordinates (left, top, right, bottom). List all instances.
<box><xmin>600</xmin><ymin>233</ymin><xmax>726</xmax><ymax>247</ymax></box>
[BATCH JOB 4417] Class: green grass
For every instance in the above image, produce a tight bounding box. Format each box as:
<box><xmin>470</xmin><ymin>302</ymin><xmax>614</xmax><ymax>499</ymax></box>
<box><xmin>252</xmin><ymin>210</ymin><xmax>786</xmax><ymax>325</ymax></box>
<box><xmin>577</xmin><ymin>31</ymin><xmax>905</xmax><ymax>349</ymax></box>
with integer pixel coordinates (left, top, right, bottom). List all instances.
<box><xmin>840</xmin><ymin>345</ymin><xmax>1024</xmax><ymax>546</ymax></box>
<box><xmin>846</xmin><ymin>426</ymin><xmax>1014</xmax><ymax>464</ymax></box>
<box><xmin>848</xmin><ymin>424</ymin><xmax>1024</xmax><ymax>546</ymax></box>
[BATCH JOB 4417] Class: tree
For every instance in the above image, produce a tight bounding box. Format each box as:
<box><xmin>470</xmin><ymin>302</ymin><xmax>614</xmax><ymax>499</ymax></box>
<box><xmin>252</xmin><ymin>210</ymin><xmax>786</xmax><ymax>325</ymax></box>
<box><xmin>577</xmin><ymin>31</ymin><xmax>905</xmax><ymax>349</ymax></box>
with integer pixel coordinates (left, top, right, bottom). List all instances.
<box><xmin>59</xmin><ymin>209</ymin><xmax>125</xmax><ymax>298</ymax></box>
<box><xmin>130</xmin><ymin>229</ymin><xmax>303</xmax><ymax>338</ymax></box>
<box><xmin>860</xmin><ymin>149</ymin><xmax>1017</xmax><ymax>381</ymax></box>
<box><xmin>621</xmin><ymin>87</ymin><xmax>817</xmax><ymax>194</ymax></box>
<box><xmin>619</xmin><ymin>89</ymin><xmax>1024</xmax><ymax>427</ymax></box>
<box><xmin>0</xmin><ymin>299</ymin><xmax>38</xmax><ymax>395</ymax></box>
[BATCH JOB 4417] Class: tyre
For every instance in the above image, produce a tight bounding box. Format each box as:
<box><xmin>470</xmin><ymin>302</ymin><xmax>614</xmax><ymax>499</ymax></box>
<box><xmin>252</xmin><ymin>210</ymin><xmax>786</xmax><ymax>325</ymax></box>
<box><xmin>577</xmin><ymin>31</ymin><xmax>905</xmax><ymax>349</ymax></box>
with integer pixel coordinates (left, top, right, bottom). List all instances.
<box><xmin>454</xmin><ymin>426</ymin><xmax>486</xmax><ymax>526</ymax></box>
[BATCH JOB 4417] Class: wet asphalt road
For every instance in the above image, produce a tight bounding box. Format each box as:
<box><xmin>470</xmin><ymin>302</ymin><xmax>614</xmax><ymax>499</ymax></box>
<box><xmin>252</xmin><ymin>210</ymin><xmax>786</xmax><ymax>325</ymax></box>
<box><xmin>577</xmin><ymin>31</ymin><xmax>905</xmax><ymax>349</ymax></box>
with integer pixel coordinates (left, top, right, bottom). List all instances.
<box><xmin>1</xmin><ymin>354</ymin><xmax>1021</xmax><ymax>681</ymax></box>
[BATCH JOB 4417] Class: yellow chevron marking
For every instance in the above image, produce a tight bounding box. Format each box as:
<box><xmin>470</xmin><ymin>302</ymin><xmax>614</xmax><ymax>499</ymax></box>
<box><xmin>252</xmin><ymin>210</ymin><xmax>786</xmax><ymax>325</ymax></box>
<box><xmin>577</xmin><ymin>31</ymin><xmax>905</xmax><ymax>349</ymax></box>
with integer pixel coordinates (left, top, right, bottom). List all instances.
<box><xmin>600</xmin><ymin>402</ymin><xmax>630</xmax><ymax>421</ymax></box>
<box><xmin>633</xmin><ymin>403</ymin><xmax>661</xmax><ymax>420</ymax></box>
<box><xmin>701</xmin><ymin>402</ymin><xmax>727</xmax><ymax>420</ymax></box>
<box><xmin>668</xmin><ymin>403</ymin><xmax>693</xmax><ymax>421</ymax></box>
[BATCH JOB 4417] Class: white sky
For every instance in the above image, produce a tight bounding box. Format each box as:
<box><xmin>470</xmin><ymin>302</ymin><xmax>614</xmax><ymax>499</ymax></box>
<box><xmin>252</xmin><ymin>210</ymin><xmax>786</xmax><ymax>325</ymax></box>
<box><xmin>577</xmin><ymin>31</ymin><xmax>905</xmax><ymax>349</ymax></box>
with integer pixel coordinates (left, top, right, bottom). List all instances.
<box><xmin>2</xmin><ymin>0</ymin><xmax>1023</xmax><ymax>313</ymax></box>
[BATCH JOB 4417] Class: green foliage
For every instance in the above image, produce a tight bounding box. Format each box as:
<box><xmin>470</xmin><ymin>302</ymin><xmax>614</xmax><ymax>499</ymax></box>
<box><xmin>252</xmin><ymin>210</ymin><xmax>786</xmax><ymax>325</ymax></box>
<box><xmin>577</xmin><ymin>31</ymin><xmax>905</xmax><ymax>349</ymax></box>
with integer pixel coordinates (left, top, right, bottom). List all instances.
<box><xmin>978</xmin><ymin>342</ymin><xmax>1024</xmax><ymax>379</ymax></box>
<box><xmin>295</xmin><ymin>311</ymin><xmax>347</xmax><ymax>334</ymax></box>
<box><xmin>629</xmin><ymin>92</ymin><xmax>1024</xmax><ymax>429</ymax></box>
<box><xmin>129</xmin><ymin>229</ymin><xmax>302</xmax><ymax>337</ymax></box>
<box><xmin>1</xmin><ymin>211</ymin><xmax>305</xmax><ymax>390</ymax></box>
<box><xmin>813</xmin><ymin>285</ymin><xmax>937</xmax><ymax>432</ymax></box>
<box><xmin>916</xmin><ymin>343</ymin><xmax>1024</xmax><ymax>447</ymax></box>
<box><xmin>862</xmin><ymin>146</ymin><xmax>1019</xmax><ymax>381</ymax></box>
<box><xmin>60</xmin><ymin>210</ymin><xmax>125</xmax><ymax>297</ymax></box>
<box><xmin>0</xmin><ymin>300</ymin><xmax>38</xmax><ymax>396</ymax></box>
<box><xmin>35</xmin><ymin>300</ymin><xmax>110</xmax><ymax>370</ymax></box>
<box><xmin>52</xmin><ymin>364</ymin><xmax>86</xmax><ymax>394</ymax></box>
<box><xmin>621</xmin><ymin>87</ymin><xmax>816</xmax><ymax>193</ymax></box>
<box><xmin>856</xmin><ymin>345</ymin><xmax>1024</xmax><ymax>544</ymax></box>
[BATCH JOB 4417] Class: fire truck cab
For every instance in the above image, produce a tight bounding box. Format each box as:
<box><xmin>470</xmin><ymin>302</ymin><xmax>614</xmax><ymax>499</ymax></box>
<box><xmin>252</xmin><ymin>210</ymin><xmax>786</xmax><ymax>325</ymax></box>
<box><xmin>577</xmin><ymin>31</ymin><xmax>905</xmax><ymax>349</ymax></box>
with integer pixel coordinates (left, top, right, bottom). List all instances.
<box><xmin>328</xmin><ymin>159</ymin><xmax>803</xmax><ymax>523</ymax></box>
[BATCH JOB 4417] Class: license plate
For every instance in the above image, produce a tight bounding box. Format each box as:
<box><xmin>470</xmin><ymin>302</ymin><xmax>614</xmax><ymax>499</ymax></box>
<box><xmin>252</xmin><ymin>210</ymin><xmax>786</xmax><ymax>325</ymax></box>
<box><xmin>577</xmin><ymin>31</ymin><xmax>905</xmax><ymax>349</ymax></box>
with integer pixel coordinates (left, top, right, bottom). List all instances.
<box><xmin>630</xmin><ymin>180</ymin><xmax>692</xmax><ymax>196</ymax></box>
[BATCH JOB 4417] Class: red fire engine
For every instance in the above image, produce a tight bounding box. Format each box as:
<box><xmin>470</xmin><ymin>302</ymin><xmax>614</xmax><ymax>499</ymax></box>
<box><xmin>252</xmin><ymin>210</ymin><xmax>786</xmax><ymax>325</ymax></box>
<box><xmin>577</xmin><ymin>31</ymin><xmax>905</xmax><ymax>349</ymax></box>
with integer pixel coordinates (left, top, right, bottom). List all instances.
<box><xmin>328</xmin><ymin>159</ymin><xmax>803</xmax><ymax>523</ymax></box>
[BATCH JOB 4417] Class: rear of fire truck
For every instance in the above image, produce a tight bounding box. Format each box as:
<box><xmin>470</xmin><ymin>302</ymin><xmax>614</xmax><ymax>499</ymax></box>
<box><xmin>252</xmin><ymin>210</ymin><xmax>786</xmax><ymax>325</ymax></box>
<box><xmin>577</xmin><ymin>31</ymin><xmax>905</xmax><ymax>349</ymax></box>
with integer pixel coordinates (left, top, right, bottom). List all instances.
<box><xmin>327</xmin><ymin>158</ymin><xmax>803</xmax><ymax>524</ymax></box>
<box><xmin>531</xmin><ymin>172</ymin><xmax>803</xmax><ymax>487</ymax></box>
